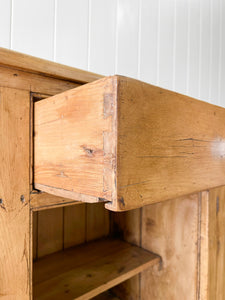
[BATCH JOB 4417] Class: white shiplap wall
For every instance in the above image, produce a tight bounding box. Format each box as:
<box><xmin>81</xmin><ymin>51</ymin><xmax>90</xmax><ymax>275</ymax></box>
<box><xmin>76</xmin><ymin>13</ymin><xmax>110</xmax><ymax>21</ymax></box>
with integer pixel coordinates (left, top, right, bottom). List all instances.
<box><xmin>0</xmin><ymin>0</ymin><xmax>224</xmax><ymax>106</ymax></box>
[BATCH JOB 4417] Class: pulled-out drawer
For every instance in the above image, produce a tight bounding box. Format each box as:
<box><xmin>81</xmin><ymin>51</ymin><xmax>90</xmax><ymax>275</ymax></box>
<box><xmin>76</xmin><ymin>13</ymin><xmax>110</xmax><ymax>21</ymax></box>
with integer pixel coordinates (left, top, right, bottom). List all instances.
<box><xmin>34</xmin><ymin>75</ymin><xmax>225</xmax><ymax>211</ymax></box>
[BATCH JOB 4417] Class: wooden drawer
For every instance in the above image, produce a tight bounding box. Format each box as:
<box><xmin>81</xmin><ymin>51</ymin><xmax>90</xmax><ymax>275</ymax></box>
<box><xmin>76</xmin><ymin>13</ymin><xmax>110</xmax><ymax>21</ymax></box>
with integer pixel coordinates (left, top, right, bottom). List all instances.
<box><xmin>34</xmin><ymin>75</ymin><xmax>225</xmax><ymax>211</ymax></box>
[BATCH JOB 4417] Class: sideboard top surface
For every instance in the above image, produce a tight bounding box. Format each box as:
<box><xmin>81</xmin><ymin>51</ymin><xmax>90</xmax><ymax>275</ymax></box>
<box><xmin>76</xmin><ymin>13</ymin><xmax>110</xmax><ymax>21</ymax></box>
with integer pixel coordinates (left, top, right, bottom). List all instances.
<box><xmin>0</xmin><ymin>47</ymin><xmax>102</xmax><ymax>84</ymax></box>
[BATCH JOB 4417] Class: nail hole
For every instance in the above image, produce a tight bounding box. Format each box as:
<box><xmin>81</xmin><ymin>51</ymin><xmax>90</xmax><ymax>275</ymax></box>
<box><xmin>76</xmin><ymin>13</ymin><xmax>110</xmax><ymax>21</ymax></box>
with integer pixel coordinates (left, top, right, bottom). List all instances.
<box><xmin>20</xmin><ymin>195</ymin><xmax>25</xmax><ymax>203</ymax></box>
<box><xmin>0</xmin><ymin>199</ymin><xmax>3</xmax><ymax>204</ymax></box>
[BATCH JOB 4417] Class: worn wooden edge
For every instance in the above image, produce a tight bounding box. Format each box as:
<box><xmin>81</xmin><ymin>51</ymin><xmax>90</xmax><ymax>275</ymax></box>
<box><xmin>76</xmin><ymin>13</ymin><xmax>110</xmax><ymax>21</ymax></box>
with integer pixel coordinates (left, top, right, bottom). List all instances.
<box><xmin>106</xmin><ymin>189</ymin><xmax>205</xmax><ymax>212</ymax></box>
<box><xmin>34</xmin><ymin>184</ymin><xmax>108</xmax><ymax>205</ymax></box>
<box><xmin>0</xmin><ymin>64</ymin><xmax>80</xmax><ymax>96</ymax></box>
<box><xmin>104</xmin><ymin>75</ymin><xmax>118</xmax><ymax>211</ymax></box>
<box><xmin>198</xmin><ymin>190</ymin><xmax>209</xmax><ymax>300</ymax></box>
<box><xmin>30</xmin><ymin>191</ymin><xmax>83</xmax><ymax>211</ymax></box>
<box><xmin>207</xmin><ymin>185</ymin><xmax>225</xmax><ymax>299</ymax></box>
<box><xmin>0</xmin><ymin>47</ymin><xmax>102</xmax><ymax>84</ymax></box>
<box><xmin>0</xmin><ymin>88</ymin><xmax>31</xmax><ymax>298</ymax></box>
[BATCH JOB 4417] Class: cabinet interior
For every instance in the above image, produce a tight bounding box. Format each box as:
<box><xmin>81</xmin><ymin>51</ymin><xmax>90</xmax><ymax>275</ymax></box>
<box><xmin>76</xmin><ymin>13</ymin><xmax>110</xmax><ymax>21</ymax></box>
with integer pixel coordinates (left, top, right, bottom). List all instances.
<box><xmin>32</xmin><ymin>203</ymin><xmax>159</xmax><ymax>299</ymax></box>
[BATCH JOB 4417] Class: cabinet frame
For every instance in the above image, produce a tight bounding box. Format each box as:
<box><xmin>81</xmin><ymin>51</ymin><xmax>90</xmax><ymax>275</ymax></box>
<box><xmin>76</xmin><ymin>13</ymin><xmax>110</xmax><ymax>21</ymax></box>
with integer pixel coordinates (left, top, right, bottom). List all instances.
<box><xmin>0</xmin><ymin>48</ymin><xmax>225</xmax><ymax>299</ymax></box>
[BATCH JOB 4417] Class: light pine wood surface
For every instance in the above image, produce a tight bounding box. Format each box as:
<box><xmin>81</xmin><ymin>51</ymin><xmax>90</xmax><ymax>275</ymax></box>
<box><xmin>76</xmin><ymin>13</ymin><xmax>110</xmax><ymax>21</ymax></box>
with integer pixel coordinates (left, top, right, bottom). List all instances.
<box><xmin>30</xmin><ymin>192</ymin><xmax>81</xmax><ymax>211</ymax></box>
<box><xmin>35</xmin><ymin>75</ymin><xmax>225</xmax><ymax>211</ymax></box>
<box><xmin>0</xmin><ymin>47</ymin><xmax>102</xmax><ymax>84</ymax></box>
<box><xmin>0</xmin><ymin>87</ymin><xmax>31</xmax><ymax>299</ymax></box>
<box><xmin>0</xmin><ymin>48</ymin><xmax>225</xmax><ymax>300</ymax></box>
<box><xmin>141</xmin><ymin>194</ymin><xmax>199</xmax><ymax>300</ymax></box>
<box><xmin>34</xmin><ymin>76</ymin><xmax>117</xmax><ymax>204</ymax></box>
<box><xmin>0</xmin><ymin>64</ymin><xmax>79</xmax><ymax>95</ymax></box>
<box><xmin>33</xmin><ymin>202</ymin><xmax>110</xmax><ymax>259</ymax></box>
<box><xmin>207</xmin><ymin>187</ymin><xmax>225</xmax><ymax>300</ymax></box>
<box><xmin>33</xmin><ymin>239</ymin><xmax>160</xmax><ymax>300</ymax></box>
<box><xmin>111</xmin><ymin>209</ymin><xmax>141</xmax><ymax>300</ymax></box>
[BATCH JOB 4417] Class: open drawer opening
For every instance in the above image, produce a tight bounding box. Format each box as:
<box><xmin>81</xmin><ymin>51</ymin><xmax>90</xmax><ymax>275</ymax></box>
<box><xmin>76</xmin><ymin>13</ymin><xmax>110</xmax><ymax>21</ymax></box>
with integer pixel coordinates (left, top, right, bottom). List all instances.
<box><xmin>32</xmin><ymin>203</ymin><xmax>160</xmax><ymax>300</ymax></box>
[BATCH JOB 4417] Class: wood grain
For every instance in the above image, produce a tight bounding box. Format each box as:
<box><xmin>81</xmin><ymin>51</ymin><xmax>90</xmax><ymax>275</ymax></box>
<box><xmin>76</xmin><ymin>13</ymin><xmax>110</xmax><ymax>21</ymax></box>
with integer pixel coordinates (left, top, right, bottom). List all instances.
<box><xmin>111</xmin><ymin>209</ymin><xmax>141</xmax><ymax>300</ymax></box>
<box><xmin>208</xmin><ymin>186</ymin><xmax>225</xmax><ymax>300</ymax></box>
<box><xmin>35</xmin><ymin>202</ymin><xmax>111</xmax><ymax>258</ymax></box>
<box><xmin>198</xmin><ymin>191</ymin><xmax>209</xmax><ymax>300</ymax></box>
<box><xmin>33</xmin><ymin>211</ymin><xmax>38</xmax><ymax>260</ymax></box>
<box><xmin>30</xmin><ymin>192</ymin><xmax>81</xmax><ymax>211</ymax></box>
<box><xmin>0</xmin><ymin>87</ymin><xmax>30</xmax><ymax>299</ymax></box>
<box><xmin>113</xmin><ymin>76</ymin><xmax>225</xmax><ymax>210</ymax></box>
<box><xmin>0</xmin><ymin>47</ymin><xmax>102</xmax><ymax>84</ymax></box>
<box><xmin>141</xmin><ymin>194</ymin><xmax>199</xmax><ymax>300</ymax></box>
<box><xmin>86</xmin><ymin>203</ymin><xmax>110</xmax><ymax>241</ymax></box>
<box><xmin>63</xmin><ymin>204</ymin><xmax>86</xmax><ymax>249</ymax></box>
<box><xmin>34</xmin><ymin>76</ymin><xmax>117</xmax><ymax>204</ymax></box>
<box><xmin>37</xmin><ymin>207</ymin><xmax>63</xmax><ymax>257</ymax></box>
<box><xmin>0</xmin><ymin>65</ymin><xmax>79</xmax><ymax>95</ymax></box>
<box><xmin>35</xmin><ymin>75</ymin><xmax>225</xmax><ymax>211</ymax></box>
<box><xmin>33</xmin><ymin>238</ymin><xmax>160</xmax><ymax>300</ymax></box>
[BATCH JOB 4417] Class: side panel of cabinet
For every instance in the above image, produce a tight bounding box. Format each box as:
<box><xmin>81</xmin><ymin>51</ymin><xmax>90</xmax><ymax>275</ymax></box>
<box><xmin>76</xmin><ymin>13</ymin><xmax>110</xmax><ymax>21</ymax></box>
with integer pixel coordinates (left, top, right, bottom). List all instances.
<box><xmin>0</xmin><ymin>87</ymin><xmax>30</xmax><ymax>299</ymax></box>
<box><xmin>111</xmin><ymin>188</ymin><xmax>225</xmax><ymax>300</ymax></box>
<box><xmin>112</xmin><ymin>193</ymin><xmax>200</xmax><ymax>299</ymax></box>
<box><xmin>141</xmin><ymin>194</ymin><xmax>199</xmax><ymax>299</ymax></box>
<box><xmin>207</xmin><ymin>187</ymin><xmax>225</xmax><ymax>300</ymax></box>
<box><xmin>34</xmin><ymin>203</ymin><xmax>110</xmax><ymax>259</ymax></box>
<box><xmin>111</xmin><ymin>209</ymin><xmax>141</xmax><ymax>300</ymax></box>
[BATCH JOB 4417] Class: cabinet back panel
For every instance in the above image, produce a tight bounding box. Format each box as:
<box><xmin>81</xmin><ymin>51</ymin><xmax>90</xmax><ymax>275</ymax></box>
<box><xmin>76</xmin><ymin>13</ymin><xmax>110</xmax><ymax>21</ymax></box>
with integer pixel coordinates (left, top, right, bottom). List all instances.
<box><xmin>33</xmin><ymin>202</ymin><xmax>110</xmax><ymax>259</ymax></box>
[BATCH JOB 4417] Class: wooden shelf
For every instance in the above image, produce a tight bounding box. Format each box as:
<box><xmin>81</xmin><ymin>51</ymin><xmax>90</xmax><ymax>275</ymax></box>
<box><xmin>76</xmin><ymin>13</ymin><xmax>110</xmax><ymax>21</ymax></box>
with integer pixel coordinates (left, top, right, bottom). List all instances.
<box><xmin>33</xmin><ymin>238</ymin><xmax>160</xmax><ymax>300</ymax></box>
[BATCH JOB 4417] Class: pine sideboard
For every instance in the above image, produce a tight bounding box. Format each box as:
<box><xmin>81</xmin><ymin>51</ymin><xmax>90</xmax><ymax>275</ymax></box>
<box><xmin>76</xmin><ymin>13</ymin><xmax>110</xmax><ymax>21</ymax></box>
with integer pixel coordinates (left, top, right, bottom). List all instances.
<box><xmin>0</xmin><ymin>48</ymin><xmax>224</xmax><ymax>300</ymax></box>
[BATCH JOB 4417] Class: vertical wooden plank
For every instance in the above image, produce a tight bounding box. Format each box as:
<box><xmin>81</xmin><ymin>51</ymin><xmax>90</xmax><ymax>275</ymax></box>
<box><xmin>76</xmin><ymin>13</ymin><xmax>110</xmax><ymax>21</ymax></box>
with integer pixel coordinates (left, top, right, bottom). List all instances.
<box><xmin>139</xmin><ymin>0</ymin><xmax>159</xmax><ymax>85</ymax></box>
<box><xmin>208</xmin><ymin>186</ymin><xmax>225</xmax><ymax>300</ymax></box>
<box><xmin>55</xmin><ymin>0</ymin><xmax>89</xmax><ymax>70</ymax></box>
<box><xmin>63</xmin><ymin>203</ymin><xmax>86</xmax><ymax>249</ymax></box>
<box><xmin>141</xmin><ymin>194</ymin><xmax>199</xmax><ymax>300</ymax></box>
<box><xmin>33</xmin><ymin>211</ymin><xmax>38</xmax><ymax>260</ymax></box>
<box><xmin>111</xmin><ymin>209</ymin><xmax>141</xmax><ymax>245</ymax></box>
<box><xmin>219</xmin><ymin>0</ymin><xmax>225</xmax><ymax>107</ymax></box>
<box><xmin>37</xmin><ymin>207</ymin><xmax>63</xmax><ymax>257</ymax></box>
<box><xmin>174</xmin><ymin>0</ymin><xmax>188</xmax><ymax>94</ymax></box>
<box><xmin>209</xmin><ymin>0</ymin><xmax>220</xmax><ymax>105</ymax></box>
<box><xmin>198</xmin><ymin>191</ymin><xmax>209</xmax><ymax>300</ymax></box>
<box><xmin>86</xmin><ymin>203</ymin><xmax>109</xmax><ymax>242</ymax></box>
<box><xmin>111</xmin><ymin>209</ymin><xmax>141</xmax><ymax>300</ymax></box>
<box><xmin>199</xmin><ymin>0</ymin><xmax>211</xmax><ymax>102</ymax></box>
<box><xmin>116</xmin><ymin>0</ymin><xmax>139</xmax><ymax>77</ymax></box>
<box><xmin>187</xmin><ymin>0</ymin><xmax>200</xmax><ymax>98</ymax></box>
<box><xmin>12</xmin><ymin>0</ymin><xmax>54</xmax><ymax>60</ymax></box>
<box><xmin>158</xmin><ymin>0</ymin><xmax>175</xmax><ymax>89</ymax></box>
<box><xmin>89</xmin><ymin>0</ymin><xmax>116</xmax><ymax>75</ymax></box>
<box><xmin>0</xmin><ymin>0</ymin><xmax>11</xmax><ymax>48</ymax></box>
<box><xmin>0</xmin><ymin>87</ymin><xmax>30</xmax><ymax>299</ymax></box>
